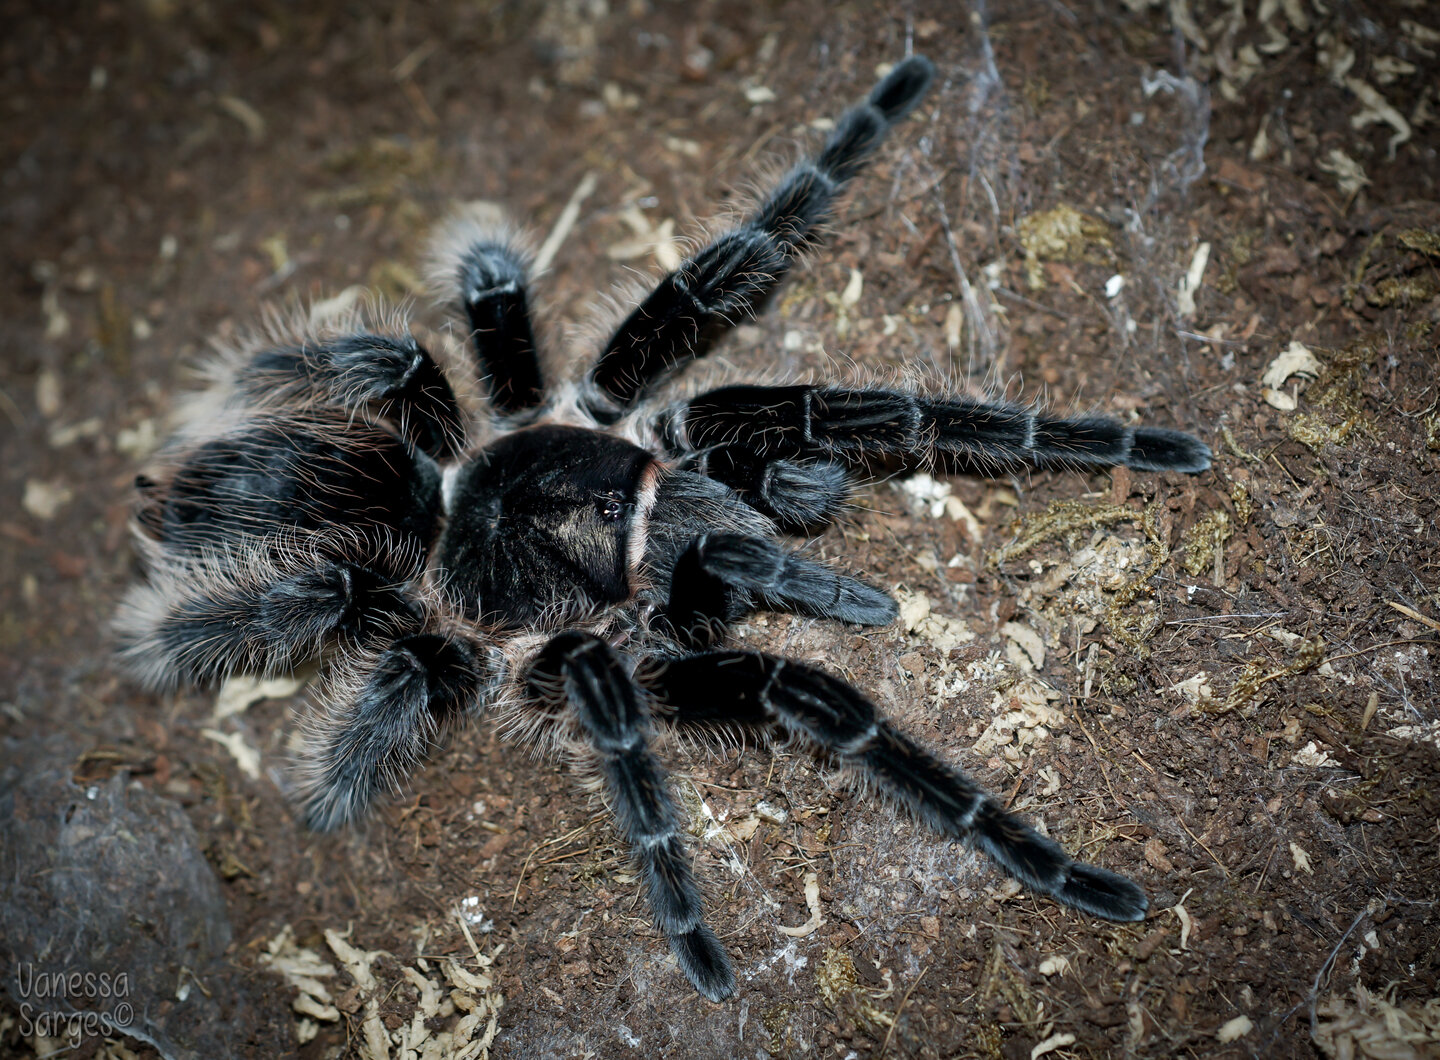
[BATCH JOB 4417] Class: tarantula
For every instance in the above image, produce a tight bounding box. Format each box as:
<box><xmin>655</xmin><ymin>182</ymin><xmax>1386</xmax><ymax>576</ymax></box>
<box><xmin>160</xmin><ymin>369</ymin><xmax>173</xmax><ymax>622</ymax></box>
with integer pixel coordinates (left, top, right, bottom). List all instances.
<box><xmin>116</xmin><ymin>56</ymin><xmax>1210</xmax><ymax>1001</ymax></box>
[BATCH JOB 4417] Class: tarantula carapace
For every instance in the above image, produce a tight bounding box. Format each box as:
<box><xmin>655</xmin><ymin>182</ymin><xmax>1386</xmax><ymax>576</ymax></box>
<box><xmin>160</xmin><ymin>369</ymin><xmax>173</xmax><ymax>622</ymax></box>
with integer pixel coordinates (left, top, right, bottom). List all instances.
<box><xmin>116</xmin><ymin>56</ymin><xmax>1210</xmax><ymax>1001</ymax></box>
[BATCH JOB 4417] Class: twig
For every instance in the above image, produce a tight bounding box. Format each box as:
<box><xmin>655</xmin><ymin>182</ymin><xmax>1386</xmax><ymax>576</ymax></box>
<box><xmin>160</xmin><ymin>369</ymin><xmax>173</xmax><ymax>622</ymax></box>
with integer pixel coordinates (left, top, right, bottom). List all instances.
<box><xmin>1386</xmin><ymin>600</ymin><xmax>1440</xmax><ymax>633</ymax></box>
<box><xmin>878</xmin><ymin>964</ymin><xmax>929</xmax><ymax>1058</ymax></box>
<box><xmin>1308</xmin><ymin>907</ymin><xmax>1370</xmax><ymax>1041</ymax></box>
<box><xmin>533</xmin><ymin>171</ymin><xmax>599</xmax><ymax>273</ymax></box>
<box><xmin>1163</xmin><ymin>612</ymin><xmax>1287</xmax><ymax>625</ymax></box>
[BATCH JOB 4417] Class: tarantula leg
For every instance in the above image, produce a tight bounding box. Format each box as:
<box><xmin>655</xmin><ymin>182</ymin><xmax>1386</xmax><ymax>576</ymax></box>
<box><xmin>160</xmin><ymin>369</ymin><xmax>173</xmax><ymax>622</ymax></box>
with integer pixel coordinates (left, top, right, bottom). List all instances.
<box><xmin>114</xmin><ymin>543</ymin><xmax>423</xmax><ymax>689</ymax></box>
<box><xmin>581</xmin><ymin>56</ymin><xmax>936</xmax><ymax>422</ymax></box>
<box><xmin>527</xmin><ymin>632</ymin><xmax>735</xmax><ymax>1001</ymax></box>
<box><xmin>434</xmin><ymin>230</ymin><xmax>545</xmax><ymax>415</ymax></box>
<box><xmin>667</xmin><ymin>384</ymin><xmax>1212</xmax><ymax>474</ymax></box>
<box><xmin>235</xmin><ymin>334</ymin><xmax>466</xmax><ymax>459</ymax></box>
<box><xmin>661</xmin><ymin>533</ymin><xmax>895</xmax><ymax>648</ymax></box>
<box><xmin>680</xmin><ymin>446</ymin><xmax>851</xmax><ymax>534</ymax></box>
<box><xmin>299</xmin><ymin>632</ymin><xmax>495</xmax><ymax>831</ymax></box>
<box><xmin>142</xmin><ymin>413</ymin><xmax>442</xmax><ymax>558</ymax></box>
<box><xmin>643</xmin><ymin>652</ymin><xmax>1149</xmax><ymax>922</ymax></box>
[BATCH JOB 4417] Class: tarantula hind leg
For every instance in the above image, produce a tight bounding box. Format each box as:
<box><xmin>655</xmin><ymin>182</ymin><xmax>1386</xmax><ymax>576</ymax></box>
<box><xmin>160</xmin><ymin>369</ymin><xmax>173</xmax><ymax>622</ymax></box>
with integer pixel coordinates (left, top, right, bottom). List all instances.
<box><xmin>581</xmin><ymin>55</ymin><xmax>936</xmax><ymax>422</ymax></box>
<box><xmin>298</xmin><ymin>630</ymin><xmax>497</xmax><ymax>831</ymax></box>
<box><xmin>660</xmin><ymin>533</ymin><xmax>896</xmax><ymax>649</ymax></box>
<box><xmin>113</xmin><ymin>537</ymin><xmax>422</xmax><ymax>690</ymax></box>
<box><xmin>666</xmin><ymin>384</ymin><xmax>1212</xmax><ymax>476</ymax></box>
<box><xmin>527</xmin><ymin>632</ymin><xmax>735</xmax><ymax>1001</ymax></box>
<box><xmin>643</xmin><ymin>652</ymin><xmax>1149</xmax><ymax>922</ymax></box>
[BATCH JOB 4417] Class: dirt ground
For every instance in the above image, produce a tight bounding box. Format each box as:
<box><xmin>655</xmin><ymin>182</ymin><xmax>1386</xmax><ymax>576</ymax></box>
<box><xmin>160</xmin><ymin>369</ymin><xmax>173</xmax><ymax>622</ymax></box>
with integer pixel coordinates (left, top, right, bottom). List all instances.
<box><xmin>3</xmin><ymin>1</ymin><xmax>1439</xmax><ymax>1058</ymax></box>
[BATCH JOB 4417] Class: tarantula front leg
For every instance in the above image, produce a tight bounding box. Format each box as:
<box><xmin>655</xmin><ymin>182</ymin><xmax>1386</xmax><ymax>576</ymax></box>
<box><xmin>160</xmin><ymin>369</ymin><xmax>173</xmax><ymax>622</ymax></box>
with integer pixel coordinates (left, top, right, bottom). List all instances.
<box><xmin>428</xmin><ymin>213</ymin><xmax>545</xmax><ymax>415</ymax></box>
<box><xmin>643</xmin><ymin>651</ymin><xmax>1148</xmax><ymax>922</ymax></box>
<box><xmin>581</xmin><ymin>56</ymin><xmax>936</xmax><ymax>422</ymax></box>
<box><xmin>230</xmin><ymin>333</ymin><xmax>467</xmax><ymax>459</ymax></box>
<box><xmin>664</xmin><ymin>384</ymin><xmax>1212</xmax><ymax>477</ymax></box>
<box><xmin>526</xmin><ymin>631</ymin><xmax>735</xmax><ymax>1001</ymax></box>
<box><xmin>659</xmin><ymin>533</ymin><xmax>895</xmax><ymax>649</ymax></box>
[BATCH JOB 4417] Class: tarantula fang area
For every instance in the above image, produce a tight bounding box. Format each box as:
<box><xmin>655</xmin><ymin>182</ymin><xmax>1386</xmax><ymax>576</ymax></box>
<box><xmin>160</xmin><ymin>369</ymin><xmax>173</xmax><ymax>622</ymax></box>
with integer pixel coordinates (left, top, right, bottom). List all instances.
<box><xmin>116</xmin><ymin>56</ymin><xmax>1211</xmax><ymax>1002</ymax></box>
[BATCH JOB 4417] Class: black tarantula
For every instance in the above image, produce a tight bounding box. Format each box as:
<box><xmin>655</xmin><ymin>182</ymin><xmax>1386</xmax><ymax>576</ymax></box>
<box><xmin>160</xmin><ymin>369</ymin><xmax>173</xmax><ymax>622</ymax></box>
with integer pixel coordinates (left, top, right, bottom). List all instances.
<box><xmin>116</xmin><ymin>57</ymin><xmax>1210</xmax><ymax>1001</ymax></box>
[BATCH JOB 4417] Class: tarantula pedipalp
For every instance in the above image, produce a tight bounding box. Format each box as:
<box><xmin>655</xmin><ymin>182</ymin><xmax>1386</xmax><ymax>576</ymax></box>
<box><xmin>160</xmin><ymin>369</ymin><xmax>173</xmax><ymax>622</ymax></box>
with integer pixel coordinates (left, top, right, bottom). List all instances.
<box><xmin>116</xmin><ymin>56</ymin><xmax>1211</xmax><ymax>1002</ymax></box>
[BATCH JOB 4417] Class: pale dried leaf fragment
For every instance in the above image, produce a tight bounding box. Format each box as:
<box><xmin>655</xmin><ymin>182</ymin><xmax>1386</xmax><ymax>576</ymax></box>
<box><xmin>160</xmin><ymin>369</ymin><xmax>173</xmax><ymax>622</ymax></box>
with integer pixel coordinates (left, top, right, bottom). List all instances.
<box><xmin>898</xmin><ymin>590</ymin><xmax>933</xmax><ymax>633</ymax></box>
<box><xmin>1290</xmin><ymin>842</ymin><xmax>1314</xmax><ymax>875</ymax></box>
<box><xmin>1171</xmin><ymin>892</ymin><xmax>1194</xmax><ymax>950</ymax></box>
<box><xmin>1001</xmin><ymin>621</ymin><xmax>1046</xmax><ymax>671</ymax></box>
<box><xmin>756</xmin><ymin>800</ymin><xmax>788</xmax><ymax>824</ymax></box>
<box><xmin>1217</xmin><ymin>1015</ymin><xmax>1253</xmax><ymax>1042</ymax></box>
<box><xmin>358</xmin><ymin>998</ymin><xmax>389</xmax><ymax>1060</ymax></box>
<box><xmin>1372</xmin><ymin>56</ymin><xmax>1417</xmax><ymax>84</ymax></box>
<box><xmin>778</xmin><ymin>871</ymin><xmax>823</xmax><ymax>937</ymax></box>
<box><xmin>727</xmin><ymin>814</ymin><xmax>760</xmax><ymax>842</ymax></box>
<box><xmin>48</xmin><ymin>417</ymin><xmax>103</xmax><ymax>448</ymax></box>
<box><xmin>116</xmin><ymin>417</ymin><xmax>160</xmax><ymax>459</ymax></box>
<box><xmin>293</xmin><ymin>991</ymin><xmax>340</xmax><ymax>1022</ymax></box>
<box><xmin>22</xmin><ymin>479</ymin><xmax>73</xmax><ymax>520</ymax></box>
<box><xmin>1293</xmin><ymin>740</ymin><xmax>1337</xmax><ymax>767</ymax></box>
<box><xmin>36</xmin><ymin>368</ymin><xmax>62</xmax><ymax>416</ymax></box>
<box><xmin>1031</xmin><ymin>1032</ymin><xmax>1077</xmax><ymax>1059</ymax></box>
<box><xmin>839</xmin><ymin>268</ymin><xmax>863</xmax><ymax>308</ymax></box>
<box><xmin>1401</xmin><ymin>19</ymin><xmax>1440</xmax><ymax>50</ymax></box>
<box><xmin>944</xmin><ymin>302</ymin><xmax>962</xmax><ymax>349</ymax></box>
<box><xmin>1167</xmin><ymin>672</ymin><xmax>1216</xmax><ymax>710</ymax></box>
<box><xmin>218</xmin><ymin>95</ymin><xmax>266</xmax><ymax>142</ymax></box>
<box><xmin>1037</xmin><ymin>955</ymin><xmax>1071</xmax><ymax>977</ymax></box>
<box><xmin>1177</xmin><ymin>241</ymin><xmax>1211</xmax><ymax>318</ymax></box>
<box><xmin>325</xmin><ymin>928</ymin><xmax>384</xmax><ymax>993</ymax></box>
<box><xmin>1344</xmin><ymin>77</ymin><xmax>1411</xmax><ymax>156</ymax></box>
<box><xmin>214</xmin><ymin>672</ymin><xmax>306</xmax><ymax>719</ymax></box>
<box><xmin>1317</xmin><ymin>148</ymin><xmax>1371</xmax><ymax>197</ymax></box>
<box><xmin>309</xmin><ymin>286</ymin><xmax>369</xmax><ymax>328</ymax></box>
<box><xmin>1262</xmin><ymin>341</ymin><xmax>1322</xmax><ymax>389</ymax></box>
<box><xmin>1261</xmin><ymin>340</ymin><xmax>1322</xmax><ymax>409</ymax></box>
<box><xmin>201</xmin><ymin>727</ymin><xmax>262</xmax><ymax>779</ymax></box>
<box><xmin>1262</xmin><ymin>387</ymin><xmax>1297</xmax><ymax>411</ymax></box>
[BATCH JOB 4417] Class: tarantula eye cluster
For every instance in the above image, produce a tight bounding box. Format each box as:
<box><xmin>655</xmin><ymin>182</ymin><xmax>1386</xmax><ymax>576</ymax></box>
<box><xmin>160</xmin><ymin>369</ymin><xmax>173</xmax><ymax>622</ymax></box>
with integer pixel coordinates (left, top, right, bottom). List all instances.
<box><xmin>116</xmin><ymin>56</ymin><xmax>1210</xmax><ymax>1000</ymax></box>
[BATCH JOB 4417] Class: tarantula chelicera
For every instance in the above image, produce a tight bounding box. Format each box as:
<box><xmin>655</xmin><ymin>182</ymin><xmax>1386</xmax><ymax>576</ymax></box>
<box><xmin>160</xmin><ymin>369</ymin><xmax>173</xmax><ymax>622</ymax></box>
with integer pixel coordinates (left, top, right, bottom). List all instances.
<box><xmin>117</xmin><ymin>56</ymin><xmax>1210</xmax><ymax>1001</ymax></box>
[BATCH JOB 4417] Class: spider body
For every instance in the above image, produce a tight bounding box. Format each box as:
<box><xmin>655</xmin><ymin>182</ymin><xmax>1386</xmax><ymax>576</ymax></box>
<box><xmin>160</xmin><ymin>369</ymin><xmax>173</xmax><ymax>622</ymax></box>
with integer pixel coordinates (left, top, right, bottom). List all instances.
<box><xmin>117</xmin><ymin>56</ymin><xmax>1212</xmax><ymax>1002</ymax></box>
<box><xmin>438</xmin><ymin>425</ymin><xmax>653</xmax><ymax>624</ymax></box>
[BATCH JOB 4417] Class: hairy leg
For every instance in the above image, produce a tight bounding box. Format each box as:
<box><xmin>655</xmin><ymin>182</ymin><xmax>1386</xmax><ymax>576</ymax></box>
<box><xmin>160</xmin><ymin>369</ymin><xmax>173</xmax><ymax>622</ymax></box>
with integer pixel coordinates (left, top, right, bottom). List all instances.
<box><xmin>679</xmin><ymin>445</ymin><xmax>852</xmax><ymax>534</ymax></box>
<box><xmin>643</xmin><ymin>651</ymin><xmax>1149</xmax><ymax>922</ymax></box>
<box><xmin>232</xmin><ymin>333</ymin><xmax>467</xmax><ymax>459</ymax></box>
<box><xmin>664</xmin><ymin>384</ymin><xmax>1212</xmax><ymax>475</ymax></box>
<box><xmin>114</xmin><ymin>533</ymin><xmax>422</xmax><ymax>689</ymax></box>
<box><xmin>582</xmin><ymin>57</ymin><xmax>936</xmax><ymax>422</ymax></box>
<box><xmin>298</xmin><ymin>630</ymin><xmax>496</xmax><ymax>830</ymax></box>
<box><xmin>429</xmin><ymin>218</ymin><xmax>545</xmax><ymax>415</ymax></box>
<box><xmin>527</xmin><ymin>631</ymin><xmax>735</xmax><ymax>1000</ymax></box>
<box><xmin>659</xmin><ymin>532</ymin><xmax>895</xmax><ymax>648</ymax></box>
